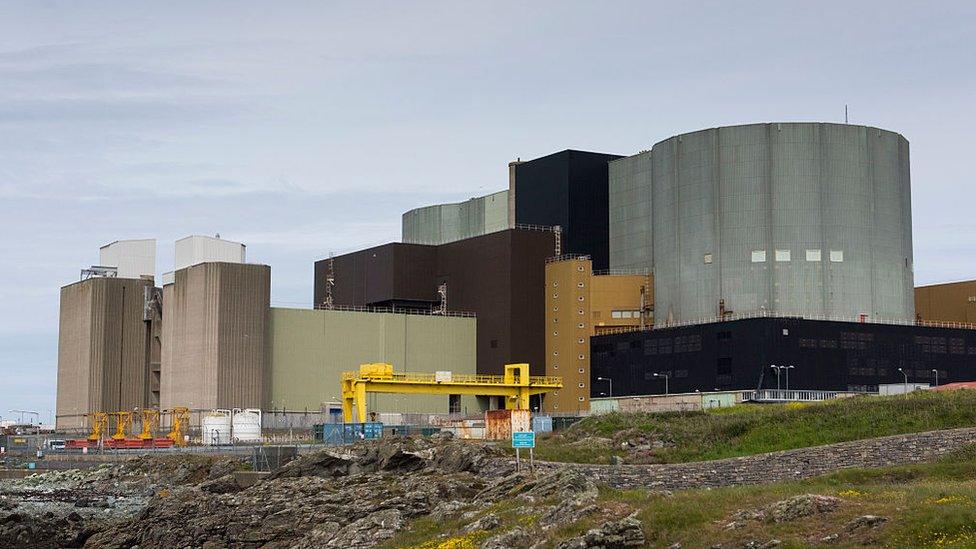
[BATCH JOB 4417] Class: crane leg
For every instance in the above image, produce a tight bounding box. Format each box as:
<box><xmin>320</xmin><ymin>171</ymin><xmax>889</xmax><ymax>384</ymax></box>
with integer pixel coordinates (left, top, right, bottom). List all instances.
<box><xmin>355</xmin><ymin>382</ymin><xmax>367</xmax><ymax>423</ymax></box>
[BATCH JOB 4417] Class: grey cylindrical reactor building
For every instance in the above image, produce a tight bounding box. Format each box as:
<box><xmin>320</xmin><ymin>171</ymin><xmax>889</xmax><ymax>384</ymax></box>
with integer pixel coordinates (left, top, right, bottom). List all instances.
<box><xmin>647</xmin><ymin>122</ymin><xmax>914</xmax><ymax>323</ymax></box>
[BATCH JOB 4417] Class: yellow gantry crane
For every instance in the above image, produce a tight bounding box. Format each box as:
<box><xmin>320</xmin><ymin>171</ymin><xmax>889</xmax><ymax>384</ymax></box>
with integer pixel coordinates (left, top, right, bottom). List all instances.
<box><xmin>111</xmin><ymin>411</ymin><xmax>133</xmax><ymax>440</ymax></box>
<box><xmin>87</xmin><ymin>412</ymin><xmax>109</xmax><ymax>442</ymax></box>
<box><xmin>341</xmin><ymin>363</ymin><xmax>562</xmax><ymax>423</ymax></box>
<box><xmin>138</xmin><ymin>409</ymin><xmax>160</xmax><ymax>440</ymax></box>
<box><xmin>167</xmin><ymin>407</ymin><xmax>190</xmax><ymax>446</ymax></box>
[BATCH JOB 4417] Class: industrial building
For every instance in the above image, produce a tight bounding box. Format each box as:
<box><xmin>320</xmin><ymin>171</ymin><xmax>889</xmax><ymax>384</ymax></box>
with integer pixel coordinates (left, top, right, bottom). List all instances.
<box><xmin>315</xmin><ymin>227</ymin><xmax>555</xmax><ymax>379</ymax></box>
<box><xmin>590</xmin><ymin>317</ymin><xmax>976</xmax><ymax>396</ymax></box>
<box><xmin>915</xmin><ymin>280</ymin><xmax>976</xmax><ymax>325</ymax></box>
<box><xmin>55</xmin><ymin>240</ymin><xmax>159</xmax><ymax>429</ymax></box>
<box><xmin>401</xmin><ymin>150</ymin><xmax>620</xmax><ymax>266</ymax></box>
<box><xmin>543</xmin><ymin>255</ymin><xmax>651</xmax><ymax>413</ymax></box>
<box><xmin>609</xmin><ymin>123</ymin><xmax>914</xmax><ymax>324</ymax></box>
<box><xmin>160</xmin><ymin>261</ymin><xmax>271</xmax><ymax>413</ymax></box>
<box><xmin>268</xmin><ymin>307</ymin><xmax>478</xmax><ymax>414</ymax></box>
<box><xmin>53</xmin><ymin>124</ymin><xmax>976</xmax><ymax>430</ymax></box>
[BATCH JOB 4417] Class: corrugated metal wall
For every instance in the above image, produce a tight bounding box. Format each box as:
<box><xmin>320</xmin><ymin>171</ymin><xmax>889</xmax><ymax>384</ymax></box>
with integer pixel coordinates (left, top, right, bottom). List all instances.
<box><xmin>267</xmin><ymin>308</ymin><xmax>479</xmax><ymax>414</ymax></box>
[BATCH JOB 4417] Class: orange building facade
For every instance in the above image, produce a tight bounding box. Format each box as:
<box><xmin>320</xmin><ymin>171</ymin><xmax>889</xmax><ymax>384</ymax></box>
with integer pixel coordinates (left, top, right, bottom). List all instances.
<box><xmin>915</xmin><ymin>280</ymin><xmax>976</xmax><ymax>325</ymax></box>
<box><xmin>543</xmin><ymin>255</ymin><xmax>651</xmax><ymax>413</ymax></box>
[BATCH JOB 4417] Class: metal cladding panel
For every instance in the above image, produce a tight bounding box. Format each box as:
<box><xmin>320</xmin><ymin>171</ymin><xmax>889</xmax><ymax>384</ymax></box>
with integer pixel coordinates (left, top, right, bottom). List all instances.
<box><xmin>401</xmin><ymin>190</ymin><xmax>511</xmax><ymax>246</ymax></box>
<box><xmin>268</xmin><ymin>308</ymin><xmax>478</xmax><ymax>413</ymax></box>
<box><xmin>608</xmin><ymin>153</ymin><xmax>653</xmax><ymax>271</ymax></box>
<box><xmin>55</xmin><ymin>277</ymin><xmax>152</xmax><ymax>430</ymax></box>
<box><xmin>159</xmin><ymin>262</ymin><xmax>270</xmax><ymax>415</ymax></box>
<box><xmin>99</xmin><ymin>239</ymin><xmax>156</xmax><ymax>280</ymax></box>
<box><xmin>174</xmin><ymin>236</ymin><xmax>246</xmax><ymax>270</ymax></box>
<box><xmin>515</xmin><ymin>150</ymin><xmax>622</xmax><ymax>270</ymax></box>
<box><xmin>317</xmin><ymin>229</ymin><xmax>554</xmax><ymax>377</ymax></box>
<box><xmin>916</xmin><ymin>281</ymin><xmax>976</xmax><ymax>324</ymax></box>
<box><xmin>650</xmin><ymin>123</ymin><xmax>914</xmax><ymax>324</ymax></box>
<box><xmin>590</xmin><ymin>318</ymin><xmax>976</xmax><ymax>396</ymax></box>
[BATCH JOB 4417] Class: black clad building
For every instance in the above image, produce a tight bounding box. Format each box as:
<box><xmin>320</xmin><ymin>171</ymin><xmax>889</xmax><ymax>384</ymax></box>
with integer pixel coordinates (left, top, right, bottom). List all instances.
<box><xmin>514</xmin><ymin>150</ymin><xmax>621</xmax><ymax>270</ymax></box>
<box><xmin>591</xmin><ymin>317</ymin><xmax>976</xmax><ymax>396</ymax></box>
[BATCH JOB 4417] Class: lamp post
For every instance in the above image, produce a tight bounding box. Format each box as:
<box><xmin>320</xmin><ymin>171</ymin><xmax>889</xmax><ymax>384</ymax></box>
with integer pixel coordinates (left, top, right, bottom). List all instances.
<box><xmin>898</xmin><ymin>367</ymin><xmax>908</xmax><ymax>395</ymax></box>
<box><xmin>771</xmin><ymin>364</ymin><xmax>782</xmax><ymax>391</ymax></box>
<box><xmin>784</xmin><ymin>365</ymin><xmax>795</xmax><ymax>392</ymax></box>
<box><xmin>653</xmin><ymin>372</ymin><xmax>670</xmax><ymax>395</ymax></box>
<box><xmin>596</xmin><ymin>377</ymin><xmax>612</xmax><ymax>397</ymax></box>
<box><xmin>932</xmin><ymin>369</ymin><xmax>939</xmax><ymax>388</ymax></box>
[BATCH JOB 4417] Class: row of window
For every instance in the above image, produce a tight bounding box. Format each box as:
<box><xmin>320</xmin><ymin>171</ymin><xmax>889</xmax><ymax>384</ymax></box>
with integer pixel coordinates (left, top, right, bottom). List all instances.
<box><xmin>748</xmin><ymin>249</ymin><xmax>843</xmax><ymax>263</ymax></box>
<box><xmin>611</xmin><ymin>310</ymin><xmax>641</xmax><ymax>319</ymax></box>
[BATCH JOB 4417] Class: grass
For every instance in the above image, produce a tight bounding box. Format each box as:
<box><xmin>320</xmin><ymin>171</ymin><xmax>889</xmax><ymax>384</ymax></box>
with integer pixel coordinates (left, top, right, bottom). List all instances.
<box><xmin>527</xmin><ymin>390</ymin><xmax>976</xmax><ymax>464</ymax></box>
<box><xmin>387</xmin><ymin>444</ymin><xmax>976</xmax><ymax>548</ymax></box>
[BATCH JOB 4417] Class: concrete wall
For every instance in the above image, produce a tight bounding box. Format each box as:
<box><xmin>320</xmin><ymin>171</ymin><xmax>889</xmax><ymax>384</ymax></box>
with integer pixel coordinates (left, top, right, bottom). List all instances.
<box><xmin>618</xmin><ymin>123</ymin><xmax>914</xmax><ymax>324</ymax></box>
<box><xmin>402</xmin><ymin>190</ymin><xmax>510</xmax><ymax>245</ymax></box>
<box><xmin>55</xmin><ymin>277</ymin><xmax>153</xmax><ymax>429</ymax></box>
<box><xmin>537</xmin><ymin>427</ymin><xmax>976</xmax><ymax>491</ymax></box>
<box><xmin>160</xmin><ymin>262</ymin><xmax>270</xmax><ymax>413</ymax></box>
<box><xmin>268</xmin><ymin>308</ymin><xmax>479</xmax><ymax>414</ymax></box>
<box><xmin>915</xmin><ymin>280</ymin><xmax>976</xmax><ymax>325</ymax></box>
<box><xmin>609</xmin><ymin>153</ymin><xmax>652</xmax><ymax>271</ymax></box>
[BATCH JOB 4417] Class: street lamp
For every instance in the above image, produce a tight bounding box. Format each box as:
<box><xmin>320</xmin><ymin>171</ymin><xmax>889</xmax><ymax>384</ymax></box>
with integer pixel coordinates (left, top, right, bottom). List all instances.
<box><xmin>653</xmin><ymin>372</ymin><xmax>670</xmax><ymax>395</ymax></box>
<box><xmin>596</xmin><ymin>377</ymin><xmax>612</xmax><ymax>397</ymax></box>
<box><xmin>784</xmin><ymin>365</ymin><xmax>795</xmax><ymax>391</ymax></box>
<box><xmin>932</xmin><ymin>369</ymin><xmax>939</xmax><ymax>388</ymax></box>
<box><xmin>898</xmin><ymin>367</ymin><xmax>908</xmax><ymax>395</ymax></box>
<box><xmin>771</xmin><ymin>364</ymin><xmax>782</xmax><ymax>390</ymax></box>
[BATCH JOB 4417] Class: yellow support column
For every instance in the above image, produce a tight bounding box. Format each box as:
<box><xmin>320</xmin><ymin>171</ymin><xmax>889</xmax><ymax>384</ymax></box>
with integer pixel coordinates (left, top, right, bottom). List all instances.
<box><xmin>355</xmin><ymin>381</ymin><xmax>368</xmax><ymax>423</ymax></box>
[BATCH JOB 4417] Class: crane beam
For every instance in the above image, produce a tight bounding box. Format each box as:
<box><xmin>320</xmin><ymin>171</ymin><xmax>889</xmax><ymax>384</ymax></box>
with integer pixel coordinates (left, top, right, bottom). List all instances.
<box><xmin>340</xmin><ymin>363</ymin><xmax>561</xmax><ymax>423</ymax></box>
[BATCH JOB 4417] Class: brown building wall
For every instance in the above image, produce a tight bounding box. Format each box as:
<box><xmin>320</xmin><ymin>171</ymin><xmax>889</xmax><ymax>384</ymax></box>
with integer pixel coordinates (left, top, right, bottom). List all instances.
<box><xmin>316</xmin><ymin>229</ymin><xmax>555</xmax><ymax>378</ymax></box>
<box><xmin>915</xmin><ymin>281</ymin><xmax>976</xmax><ymax>325</ymax></box>
<box><xmin>160</xmin><ymin>262</ymin><xmax>270</xmax><ymax>414</ymax></box>
<box><xmin>55</xmin><ymin>277</ymin><xmax>153</xmax><ymax>430</ymax></box>
<box><xmin>543</xmin><ymin>257</ymin><xmax>649</xmax><ymax>413</ymax></box>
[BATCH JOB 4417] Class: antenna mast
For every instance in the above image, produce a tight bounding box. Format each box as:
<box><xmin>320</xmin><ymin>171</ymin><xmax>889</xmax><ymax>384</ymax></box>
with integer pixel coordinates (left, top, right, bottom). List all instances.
<box><xmin>435</xmin><ymin>282</ymin><xmax>448</xmax><ymax>315</ymax></box>
<box><xmin>324</xmin><ymin>253</ymin><xmax>335</xmax><ymax>310</ymax></box>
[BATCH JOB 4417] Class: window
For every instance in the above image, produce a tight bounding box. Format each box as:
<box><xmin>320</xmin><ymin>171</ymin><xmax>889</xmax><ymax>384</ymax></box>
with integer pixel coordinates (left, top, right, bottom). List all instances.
<box><xmin>552</xmin><ymin>281</ymin><xmax>558</xmax><ymax>287</ymax></box>
<box><xmin>552</xmin><ymin>293</ymin><xmax>558</xmax><ymax>299</ymax></box>
<box><xmin>577</xmin><ymin>282</ymin><xmax>585</xmax><ymax>288</ymax></box>
<box><xmin>490</xmin><ymin>339</ymin><xmax>498</xmax><ymax>349</ymax></box>
<box><xmin>552</xmin><ymin>364</ymin><xmax>558</xmax><ymax>370</ymax></box>
<box><xmin>751</xmin><ymin>250</ymin><xmax>766</xmax><ymax>263</ymax></box>
<box><xmin>704</xmin><ymin>253</ymin><xmax>713</xmax><ymax>264</ymax></box>
<box><xmin>578</xmin><ymin>397</ymin><xmax>585</xmax><ymax>402</ymax></box>
<box><xmin>578</xmin><ymin>368</ymin><xmax>585</xmax><ymax>374</ymax></box>
<box><xmin>806</xmin><ymin>249</ymin><xmax>821</xmax><ymax>262</ymax></box>
<box><xmin>830</xmin><ymin>250</ymin><xmax>844</xmax><ymax>262</ymax></box>
<box><xmin>578</xmin><ymin>296</ymin><xmax>585</xmax><ymax>301</ymax></box>
<box><xmin>775</xmin><ymin>249</ymin><xmax>791</xmax><ymax>262</ymax></box>
<box><xmin>611</xmin><ymin>311</ymin><xmax>623</xmax><ymax>319</ymax></box>
<box><xmin>577</xmin><ymin>323</ymin><xmax>585</xmax><ymax>329</ymax></box>
<box><xmin>577</xmin><ymin>338</ymin><xmax>585</xmax><ymax>344</ymax></box>
<box><xmin>552</xmin><ymin>306</ymin><xmax>558</xmax><ymax>312</ymax></box>
<box><xmin>578</xmin><ymin>382</ymin><xmax>585</xmax><ymax>388</ymax></box>
<box><xmin>578</xmin><ymin>354</ymin><xmax>585</xmax><ymax>360</ymax></box>
<box><xmin>553</xmin><ymin>331</ymin><xmax>558</xmax><ymax>336</ymax></box>
<box><xmin>578</xmin><ymin>309</ymin><xmax>584</xmax><ymax>315</ymax></box>
<box><xmin>553</xmin><ymin>351</ymin><xmax>559</xmax><ymax>356</ymax></box>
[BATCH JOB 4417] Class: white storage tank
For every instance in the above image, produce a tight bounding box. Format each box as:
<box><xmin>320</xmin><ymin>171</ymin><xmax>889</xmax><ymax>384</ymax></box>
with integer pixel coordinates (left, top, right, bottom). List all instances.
<box><xmin>202</xmin><ymin>409</ymin><xmax>232</xmax><ymax>445</ymax></box>
<box><xmin>232</xmin><ymin>408</ymin><xmax>262</xmax><ymax>443</ymax></box>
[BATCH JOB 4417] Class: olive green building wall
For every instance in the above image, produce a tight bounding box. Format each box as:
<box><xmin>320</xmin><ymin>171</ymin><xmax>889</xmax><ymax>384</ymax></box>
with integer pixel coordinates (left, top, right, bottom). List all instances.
<box><xmin>268</xmin><ymin>308</ymin><xmax>479</xmax><ymax>414</ymax></box>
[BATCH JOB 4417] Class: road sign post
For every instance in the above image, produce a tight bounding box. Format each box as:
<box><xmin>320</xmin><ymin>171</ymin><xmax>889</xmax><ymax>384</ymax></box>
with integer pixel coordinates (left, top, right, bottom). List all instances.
<box><xmin>512</xmin><ymin>431</ymin><xmax>536</xmax><ymax>472</ymax></box>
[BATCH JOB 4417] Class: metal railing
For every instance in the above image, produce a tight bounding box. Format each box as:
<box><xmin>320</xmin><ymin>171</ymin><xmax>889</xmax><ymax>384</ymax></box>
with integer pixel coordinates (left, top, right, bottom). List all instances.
<box><xmin>592</xmin><ymin>268</ymin><xmax>651</xmax><ymax>276</ymax></box>
<box><xmin>546</xmin><ymin>254</ymin><xmax>591</xmax><ymax>264</ymax></box>
<box><xmin>742</xmin><ymin>389</ymin><xmax>849</xmax><ymax>402</ymax></box>
<box><xmin>341</xmin><ymin>371</ymin><xmax>562</xmax><ymax>387</ymax></box>
<box><xmin>304</xmin><ymin>303</ymin><xmax>475</xmax><ymax>318</ymax></box>
<box><xmin>593</xmin><ymin>309</ymin><xmax>976</xmax><ymax>333</ymax></box>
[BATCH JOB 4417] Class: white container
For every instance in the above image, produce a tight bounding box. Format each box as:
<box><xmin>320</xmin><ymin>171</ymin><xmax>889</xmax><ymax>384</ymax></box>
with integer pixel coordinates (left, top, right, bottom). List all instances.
<box><xmin>232</xmin><ymin>408</ymin><xmax>262</xmax><ymax>443</ymax></box>
<box><xmin>202</xmin><ymin>409</ymin><xmax>232</xmax><ymax>445</ymax></box>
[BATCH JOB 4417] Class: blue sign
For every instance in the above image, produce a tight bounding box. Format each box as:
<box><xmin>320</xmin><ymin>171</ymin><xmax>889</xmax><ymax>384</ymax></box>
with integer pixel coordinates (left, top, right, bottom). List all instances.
<box><xmin>512</xmin><ymin>431</ymin><xmax>536</xmax><ymax>448</ymax></box>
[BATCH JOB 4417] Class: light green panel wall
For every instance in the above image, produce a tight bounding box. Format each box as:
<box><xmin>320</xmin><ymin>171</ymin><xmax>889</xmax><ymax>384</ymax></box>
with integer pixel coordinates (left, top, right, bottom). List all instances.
<box><xmin>269</xmin><ymin>308</ymin><xmax>479</xmax><ymax>414</ymax></box>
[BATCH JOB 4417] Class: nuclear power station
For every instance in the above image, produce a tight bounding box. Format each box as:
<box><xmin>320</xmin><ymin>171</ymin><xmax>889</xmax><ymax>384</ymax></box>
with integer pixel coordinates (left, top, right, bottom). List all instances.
<box><xmin>54</xmin><ymin>123</ymin><xmax>976</xmax><ymax>430</ymax></box>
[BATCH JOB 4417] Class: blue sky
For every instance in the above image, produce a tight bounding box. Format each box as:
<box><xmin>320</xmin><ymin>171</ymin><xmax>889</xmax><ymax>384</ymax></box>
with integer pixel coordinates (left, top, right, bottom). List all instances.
<box><xmin>1</xmin><ymin>1</ymin><xmax>974</xmax><ymax>416</ymax></box>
